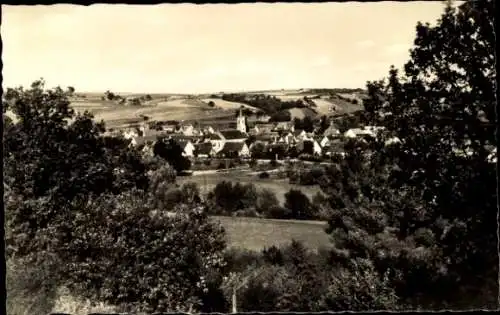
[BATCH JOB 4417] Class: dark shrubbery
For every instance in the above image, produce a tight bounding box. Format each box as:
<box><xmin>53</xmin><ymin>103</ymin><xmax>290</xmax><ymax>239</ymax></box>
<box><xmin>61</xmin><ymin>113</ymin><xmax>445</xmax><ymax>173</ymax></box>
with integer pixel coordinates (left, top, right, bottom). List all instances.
<box><xmin>259</xmin><ymin>171</ymin><xmax>270</xmax><ymax>179</ymax></box>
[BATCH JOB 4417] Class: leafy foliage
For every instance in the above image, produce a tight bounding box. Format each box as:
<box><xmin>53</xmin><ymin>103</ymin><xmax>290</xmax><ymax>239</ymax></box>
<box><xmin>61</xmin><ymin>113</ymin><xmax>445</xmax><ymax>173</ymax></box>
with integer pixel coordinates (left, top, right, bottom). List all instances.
<box><xmin>3</xmin><ymin>80</ymin><xmax>228</xmax><ymax>313</ymax></box>
<box><xmin>323</xmin><ymin>0</ymin><xmax>497</xmax><ymax>309</ymax></box>
<box><xmin>61</xmin><ymin>191</ymin><xmax>227</xmax><ymax>313</ymax></box>
<box><xmin>153</xmin><ymin>138</ymin><xmax>191</xmax><ymax>173</ymax></box>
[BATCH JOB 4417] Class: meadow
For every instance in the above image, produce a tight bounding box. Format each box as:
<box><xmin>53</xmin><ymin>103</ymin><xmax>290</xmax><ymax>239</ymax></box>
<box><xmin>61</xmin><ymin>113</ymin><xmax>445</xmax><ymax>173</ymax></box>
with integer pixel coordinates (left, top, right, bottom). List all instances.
<box><xmin>70</xmin><ymin>95</ymin><xmax>236</xmax><ymax>128</ymax></box>
<box><xmin>176</xmin><ymin>170</ymin><xmax>322</xmax><ymax>205</ymax></box>
<box><xmin>212</xmin><ymin>215</ymin><xmax>331</xmax><ymax>251</ymax></box>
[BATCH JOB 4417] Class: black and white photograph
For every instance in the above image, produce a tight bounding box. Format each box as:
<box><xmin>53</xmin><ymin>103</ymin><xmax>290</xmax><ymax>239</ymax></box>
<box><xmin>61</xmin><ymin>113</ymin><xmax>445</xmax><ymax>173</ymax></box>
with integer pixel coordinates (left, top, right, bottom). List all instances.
<box><xmin>2</xmin><ymin>1</ymin><xmax>497</xmax><ymax>314</ymax></box>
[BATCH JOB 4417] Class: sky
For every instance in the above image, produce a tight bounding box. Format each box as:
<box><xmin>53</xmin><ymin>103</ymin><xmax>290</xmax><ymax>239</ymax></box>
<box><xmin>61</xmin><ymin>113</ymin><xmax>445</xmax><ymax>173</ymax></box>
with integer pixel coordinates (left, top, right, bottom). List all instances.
<box><xmin>2</xmin><ymin>2</ymin><xmax>448</xmax><ymax>94</ymax></box>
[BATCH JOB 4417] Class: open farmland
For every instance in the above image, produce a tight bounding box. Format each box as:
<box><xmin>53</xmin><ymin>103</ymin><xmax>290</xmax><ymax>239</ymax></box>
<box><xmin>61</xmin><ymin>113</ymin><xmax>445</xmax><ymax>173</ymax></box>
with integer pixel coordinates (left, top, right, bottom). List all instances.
<box><xmin>201</xmin><ymin>98</ymin><xmax>260</xmax><ymax>111</ymax></box>
<box><xmin>177</xmin><ymin>170</ymin><xmax>322</xmax><ymax>205</ymax></box>
<box><xmin>70</xmin><ymin>96</ymin><xmax>236</xmax><ymax>129</ymax></box>
<box><xmin>212</xmin><ymin>215</ymin><xmax>331</xmax><ymax>251</ymax></box>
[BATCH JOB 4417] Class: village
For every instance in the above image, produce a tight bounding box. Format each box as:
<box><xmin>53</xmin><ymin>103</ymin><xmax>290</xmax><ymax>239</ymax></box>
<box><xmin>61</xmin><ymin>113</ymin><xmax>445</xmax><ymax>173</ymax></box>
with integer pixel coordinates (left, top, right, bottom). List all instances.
<box><xmin>111</xmin><ymin>107</ymin><xmax>390</xmax><ymax>165</ymax></box>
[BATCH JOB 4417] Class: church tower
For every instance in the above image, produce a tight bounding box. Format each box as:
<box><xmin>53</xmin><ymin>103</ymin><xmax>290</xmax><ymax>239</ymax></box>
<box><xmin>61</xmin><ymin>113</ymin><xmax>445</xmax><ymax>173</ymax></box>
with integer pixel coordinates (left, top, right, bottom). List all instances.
<box><xmin>236</xmin><ymin>108</ymin><xmax>247</xmax><ymax>133</ymax></box>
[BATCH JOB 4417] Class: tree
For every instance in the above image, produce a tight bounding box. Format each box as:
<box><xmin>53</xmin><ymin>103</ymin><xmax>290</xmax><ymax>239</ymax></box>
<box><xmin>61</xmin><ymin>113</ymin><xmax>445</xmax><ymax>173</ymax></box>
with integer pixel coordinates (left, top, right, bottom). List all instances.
<box><xmin>208</xmin><ymin>100</ymin><xmax>216</xmax><ymax>107</ymax></box>
<box><xmin>250</xmin><ymin>142</ymin><xmax>266</xmax><ymax>159</ymax></box>
<box><xmin>284</xmin><ymin>190</ymin><xmax>314</xmax><ymax>220</ymax></box>
<box><xmin>67</xmin><ymin>86</ymin><xmax>75</xmax><ymax>94</ymax></box>
<box><xmin>324</xmin><ymin>0</ymin><xmax>497</xmax><ymax>309</ymax></box>
<box><xmin>153</xmin><ymin>138</ymin><xmax>191</xmax><ymax>173</ymax></box>
<box><xmin>4</xmin><ymin>81</ymin><xmax>149</xmax><ymax>260</ymax></box>
<box><xmin>60</xmin><ymin>191</ymin><xmax>227</xmax><ymax>313</ymax></box>
<box><xmin>318</xmin><ymin>115</ymin><xmax>330</xmax><ymax>134</ymax></box>
<box><xmin>256</xmin><ymin>189</ymin><xmax>280</xmax><ymax>216</ymax></box>
<box><xmin>105</xmin><ymin>90</ymin><xmax>115</xmax><ymax>101</ymax></box>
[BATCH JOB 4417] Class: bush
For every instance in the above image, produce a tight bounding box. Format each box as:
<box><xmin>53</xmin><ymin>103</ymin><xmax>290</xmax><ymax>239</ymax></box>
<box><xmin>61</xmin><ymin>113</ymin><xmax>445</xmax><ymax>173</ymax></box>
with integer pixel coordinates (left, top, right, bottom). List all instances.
<box><xmin>61</xmin><ymin>193</ymin><xmax>227</xmax><ymax>313</ymax></box>
<box><xmin>266</xmin><ymin>205</ymin><xmax>291</xmax><ymax>220</ymax></box>
<box><xmin>204</xmin><ymin>159</ymin><xmax>212</xmax><ymax>166</ymax></box>
<box><xmin>284</xmin><ymin>189</ymin><xmax>315</xmax><ymax>220</ymax></box>
<box><xmin>259</xmin><ymin>171</ymin><xmax>270</xmax><ymax>179</ymax></box>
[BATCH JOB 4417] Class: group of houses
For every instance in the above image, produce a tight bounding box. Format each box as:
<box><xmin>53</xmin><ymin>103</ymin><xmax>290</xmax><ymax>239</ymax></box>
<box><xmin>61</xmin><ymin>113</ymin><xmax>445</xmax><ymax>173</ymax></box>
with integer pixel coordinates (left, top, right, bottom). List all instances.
<box><xmin>114</xmin><ymin>109</ymin><xmax>392</xmax><ymax>160</ymax></box>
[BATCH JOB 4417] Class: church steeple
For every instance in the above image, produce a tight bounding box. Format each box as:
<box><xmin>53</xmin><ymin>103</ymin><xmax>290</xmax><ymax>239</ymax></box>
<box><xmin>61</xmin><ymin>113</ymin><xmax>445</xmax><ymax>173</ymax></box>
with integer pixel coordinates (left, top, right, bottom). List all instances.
<box><xmin>236</xmin><ymin>107</ymin><xmax>247</xmax><ymax>133</ymax></box>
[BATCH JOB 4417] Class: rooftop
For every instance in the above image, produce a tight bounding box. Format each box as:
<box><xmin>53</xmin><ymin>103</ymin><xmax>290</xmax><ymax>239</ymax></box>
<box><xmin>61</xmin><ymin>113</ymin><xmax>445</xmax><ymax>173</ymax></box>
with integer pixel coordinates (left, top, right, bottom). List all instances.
<box><xmin>220</xmin><ymin>129</ymin><xmax>248</xmax><ymax>140</ymax></box>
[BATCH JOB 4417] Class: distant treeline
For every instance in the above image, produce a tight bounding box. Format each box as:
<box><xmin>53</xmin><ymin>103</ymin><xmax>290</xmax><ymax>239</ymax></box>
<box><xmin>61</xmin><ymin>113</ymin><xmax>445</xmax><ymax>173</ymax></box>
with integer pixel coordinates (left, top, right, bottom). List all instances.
<box><xmin>221</xmin><ymin>93</ymin><xmax>307</xmax><ymax>116</ymax></box>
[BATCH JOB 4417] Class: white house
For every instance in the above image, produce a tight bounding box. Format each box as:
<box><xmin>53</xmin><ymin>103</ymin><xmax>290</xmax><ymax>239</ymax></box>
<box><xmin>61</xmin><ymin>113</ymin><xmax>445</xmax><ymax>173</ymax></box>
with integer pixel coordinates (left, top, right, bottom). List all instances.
<box><xmin>182</xmin><ymin>124</ymin><xmax>195</xmax><ymax>136</ymax></box>
<box><xmin>344</xmin><ymin>128</ymin><xmax>376</xmax><ymax>139</ymax></box>
<box><xmin>297</xmin><ymin>139</ymin><xmax>322</xmax><ymax>156</ymax></box>
<box><xmin>319</xmin><ymin>135</ymin><xmax>331</xmax><ymax>148</ymax></box>
<box><xmin>218</xmin><ymin>142</ymin><xmax>250</xmax><ymax>158</ymax></box>
<box><xmin>123</xmin><ymin>128</ymin><xmax>139</xmax><ymax>141</ymax></box>
<box><xmin>293</xmin><ymin>129</ymin><xmax>307</xmax><ymax>141</ymax></box>
<box><xmin>322</xmin><ymin>124</ymin><xmax>341</xmax><ymax>137</ymax></box>
<box><xmin>181</xmin><ymin>140</ymin><xmax>195</xmax><ymax>157</ymax></box>
<box><xmin>209</xmin><ymin>133</ymin><xmax>225</xmax><ymax>154</ymax></box>
<box><xmin>203</xmin><ymin>126</ymin><xmax>215</xmax><ymax>134</ymax></box>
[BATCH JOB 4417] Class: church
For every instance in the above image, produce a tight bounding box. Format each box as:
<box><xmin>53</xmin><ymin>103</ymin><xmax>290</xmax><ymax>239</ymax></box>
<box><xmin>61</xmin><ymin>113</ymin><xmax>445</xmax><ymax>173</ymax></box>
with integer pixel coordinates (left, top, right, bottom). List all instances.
<box><xmin>236</xmin><ymin>108</ymin><xmax>248</xmax><ymax>134</ymax></box>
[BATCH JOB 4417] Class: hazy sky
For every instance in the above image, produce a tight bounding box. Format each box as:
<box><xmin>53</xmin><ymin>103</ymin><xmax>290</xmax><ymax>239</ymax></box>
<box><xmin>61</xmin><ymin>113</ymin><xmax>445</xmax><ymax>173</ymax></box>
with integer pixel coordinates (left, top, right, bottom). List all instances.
<box><xmin>2</xmin><ymin>2</ymin><xmax>448</xmax><ymax>94</ymax></box>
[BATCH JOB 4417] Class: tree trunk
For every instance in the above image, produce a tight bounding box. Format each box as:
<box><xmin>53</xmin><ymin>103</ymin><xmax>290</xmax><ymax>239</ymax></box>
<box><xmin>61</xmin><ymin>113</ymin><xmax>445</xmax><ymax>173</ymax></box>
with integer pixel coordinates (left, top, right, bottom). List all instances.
<box><xmin>232</xmin><ymin>287</ymin><xmax>237</xmax><ymax>313</ymax></box>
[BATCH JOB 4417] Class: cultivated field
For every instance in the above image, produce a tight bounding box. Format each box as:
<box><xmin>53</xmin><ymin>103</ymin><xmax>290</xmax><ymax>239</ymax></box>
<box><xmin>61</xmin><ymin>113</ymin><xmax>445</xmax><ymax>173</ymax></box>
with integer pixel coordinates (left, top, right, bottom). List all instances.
<box><xmin>70</xmin><ymin>95</ymin><xmax>236</xmax><ymax>129</ymax></box>
<box><xmin>177</xmin><ymin>170</ymin><xmax>322</xmax><ymax>205</ymax></box>
<box><xmin>201</xmin><ymin>98</ymin><xmax>260</xmax><ymax>111</ymax></box>
<box><xmin>212</xmin><ymin>215</ymin><xmax>331</xmax><ymax>251</ymax></box>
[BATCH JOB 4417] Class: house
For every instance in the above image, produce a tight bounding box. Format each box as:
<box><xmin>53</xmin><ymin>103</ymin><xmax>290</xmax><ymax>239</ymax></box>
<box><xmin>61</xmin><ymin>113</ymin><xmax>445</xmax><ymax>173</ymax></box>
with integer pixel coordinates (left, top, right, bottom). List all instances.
<box><xmin>297</xmin><ymin>139</ymin><xmax>322</xmax><ymax>156</ymax></box>
<box><xmin>322</xmin><ymin>124</ymin><xmax>341</xmax><ymax>137</ymax></box>
<box><xmin>123</xmin><ymin>128</ymin><xmax>140</xmax><ymax>141</ymax></box>
<box><xmin>131</xmin><ymin>129</ymin><xmax>169</xmax><ymax>147</ymax></box>
<box><xmin>273</xmin><ymin>121</ymin><xmax>293</xmax><ymax>132</ymax></box>
<box><xmin>219</xmin><ymin>129</ymin><xmax>248</xmax><ymax>142</ymax></box>
<box><xmin>217</xmin><ymin>142</ymin><xmax>250</xmax><ymax>158</ymax></box>
<box><xmin>203</xmin><ymin>126</ymin><xmax>215</xmax><ymax>134</ymax></box>
<box><xmin>178</xmin><ymin>139</ymin><xmax>195</xmax><ymax>157</ymax></box>
<box><xmin>344</xmin><ymin>128</ymin><xmax>375</xmax><ymax>139</ymax></box>
<box><xmin>293</xmin><ymin>129</ymin><xmax>307</xmax><ymax>141</ymax></box>
<box><xmin>253</xmin><ymin>123</ymin><xmax>274</xmax><ymax>134</ymax></box>
<box><xmin>194</xmin><ymin>142</ymin><xmax>214</xmax><ymax>158</ymax></box>
<box><xmin>181</xmin><ymin>124</ymin><xmax>195</xmax><ymax>136</ymax></box>
<box><xmin>319</xmin><ymin>135</ymin><xmax>331</xmax><ymax>148</ymax></box>
<box><xmin>133</xmin><ymin>134</ymin><xmax>160</xmax><ymax>148</ymax></box>
<box><xmin>208</xmin><ymin>133</ymin><xmax>225</xmax><ymax>154</ymax></box>
<box><xmin>168</xmin><ymin>134</ymin><xmax>203</xmax><ymax>145</ymax></box>
<box><xmin>323</xmin><ymin>141</ymin><xmax>345</xmax><ymax>157</ymax></box>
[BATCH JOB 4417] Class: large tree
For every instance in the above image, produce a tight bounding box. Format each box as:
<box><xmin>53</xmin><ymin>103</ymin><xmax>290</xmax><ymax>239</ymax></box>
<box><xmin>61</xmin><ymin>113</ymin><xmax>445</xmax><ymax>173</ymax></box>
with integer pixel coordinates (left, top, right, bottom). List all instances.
<box><xmin>4</xmin><ymin>81</ymin><xmax>227</xmax><ymax>313</ymax></box>
<box><xmin>323</xmin><ymin>0</ymin><xmax>497</xmax><ymax>309</ymax></box>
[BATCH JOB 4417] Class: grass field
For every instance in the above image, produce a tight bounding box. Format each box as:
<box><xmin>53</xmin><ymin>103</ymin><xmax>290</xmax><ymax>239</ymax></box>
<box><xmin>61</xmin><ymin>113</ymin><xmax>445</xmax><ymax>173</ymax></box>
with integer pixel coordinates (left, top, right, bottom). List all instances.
<box><xmin>177</xmin><ymin>170</ymin><xmax>322</xmax><ymax>205</ymax></box>
<box><xmin>201</xmin><ymin>98</ymin><xmax>260</xmax><ymax>111</ymax></box>
<box><xmin>212</xmin><ymin>215</ymin><xmax>331</xmax><ymax>251</ymax></box>
<box><xmin>70</xmin><ymin>96</ymin><xmax>236</xmax><ymax>129</ymax></box>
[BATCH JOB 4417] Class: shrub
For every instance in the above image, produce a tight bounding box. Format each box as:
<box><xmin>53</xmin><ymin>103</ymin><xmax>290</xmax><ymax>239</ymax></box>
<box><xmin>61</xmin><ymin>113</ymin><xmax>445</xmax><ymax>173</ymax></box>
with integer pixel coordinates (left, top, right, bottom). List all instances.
<box><xmin>259</xmin><ymin>171</ymin><xmax>270</xmax><ymax>179</ymax></box>
<box><xmin>61</xmin><ymin>193</ymin><xmax>227</xmax><ymax>313</ymax></box>
<box><xmin>256</xmin><ymin>189</ymin><xmax>280</xmax><ymax>217</ymax></box>
<box><xmin>266</xmin><ymin>205</ymin><xmax>291</xmax><ymax>220</ymax></box>
<box><xmin>284</xmin><ymin>189</ymin><xmax>315</xmax><ymax>220</ymax></box>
